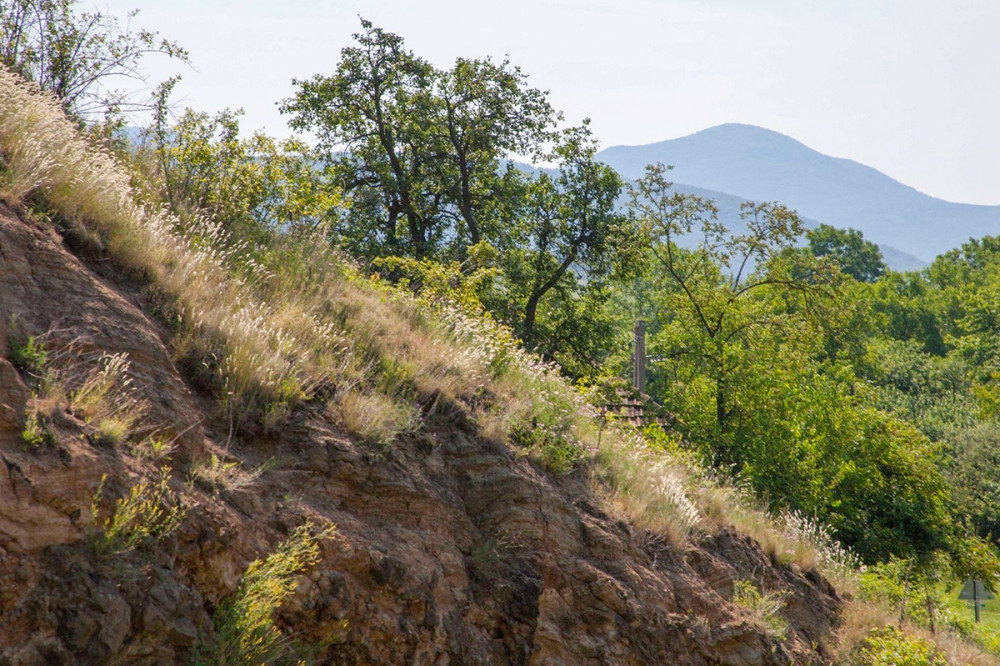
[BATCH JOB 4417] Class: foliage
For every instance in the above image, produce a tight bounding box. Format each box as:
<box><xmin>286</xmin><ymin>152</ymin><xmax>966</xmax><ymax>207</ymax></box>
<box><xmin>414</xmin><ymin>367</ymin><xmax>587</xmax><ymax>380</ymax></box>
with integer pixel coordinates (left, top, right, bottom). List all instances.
<box><xmin>203</xmin><ymin>522</ymin><xmax>335</xmax><ymax>666</ymax></box>
<box><xmin>21</xmin><ymin>407</ymin><xmax>55</xmax><ymax>449</ymax></box>
<box><xmin>147</xmin><ymin>92</ymin><xmax>337</xmax><ymax>244</ymax></box>
<box><xmin>9</xmin><ymin>331</ymin><xmax>48</xmax><ymax>378</ymax></box>
<box><xmin>731</xmin><ymin>579</ymin><xmax>788</xmax><ymax>640</ymax></box>
<box><xmin>807</xmin><ymin>223</ymin><xmax>887</xmax><ymax>283</ymax></box>
<box><xmin>0</xmin><ymin>0</ymin><xmax>187</xmax><ymax>118</ymax></box>
<box><xmin>281</xmin><ymin>19</ymin><xmax>642</xmax><ymax>374</ymax></box>
<box><xmin>946</xmin><ymin>422</ymin><xmax>1000</xmax><ymax>543</ymax></box>
<box><xmin>629</xmin><ymin>162</ymin><xmax>825</xmax><ymax>445</ymax></box>
<box><xmin>371</xmin><ymin>241</ymin><xmax>500</xmax><ymax>314</ymax></box>
<box><xmin>848</xmin><ymin>627</ymin><xmax>948</xmax><ymax>666</ymax></box>
<box><xmin>91</xmin><ymin>467</ymin><xmax>185</xmax><ymax>555</ymax></box>
<box><xmin>281</xmin><ymin>18</ymin><xmax>554</xmax><ymax>260</ymax></box>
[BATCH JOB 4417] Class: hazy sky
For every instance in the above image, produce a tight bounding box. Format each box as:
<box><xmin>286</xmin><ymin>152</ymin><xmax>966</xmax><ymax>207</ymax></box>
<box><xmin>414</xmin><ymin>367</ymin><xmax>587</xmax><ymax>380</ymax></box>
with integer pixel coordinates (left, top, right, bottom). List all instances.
<box><xmin>101</xmin><ymin>0</ymin><xmax>1000</xmax><ymax>205</ymax></box>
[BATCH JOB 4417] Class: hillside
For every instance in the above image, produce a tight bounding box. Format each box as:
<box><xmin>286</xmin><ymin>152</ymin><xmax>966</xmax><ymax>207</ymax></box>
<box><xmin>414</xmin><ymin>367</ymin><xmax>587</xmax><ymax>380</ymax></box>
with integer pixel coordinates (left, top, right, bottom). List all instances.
<box><xmin>598</xmin><ymin>123</ymin><xmax>1000</xmax><ymax>262</ymax></box>
<box><xmin>0</xmin><ymin>69</ymin><xmax>860</xmax><ymax>664</ymax></box>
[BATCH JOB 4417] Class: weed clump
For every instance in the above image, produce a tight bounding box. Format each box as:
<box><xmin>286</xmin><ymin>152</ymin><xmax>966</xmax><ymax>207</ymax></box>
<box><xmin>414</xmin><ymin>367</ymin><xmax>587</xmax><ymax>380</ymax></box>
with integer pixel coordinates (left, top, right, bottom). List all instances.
<box><xmin>731</xmin><ymin>579</ymin><xmax>789</xmax><ymax>641</ymax></box>
<box><xmin>202</xmin><ymin>522</ymin><xmax>336</xmax><ymax>665</ymax></box>
<box><xmin>90</xmin><ymin>467</ymin><xmax>185</xmax><ymax>555</ymax></box>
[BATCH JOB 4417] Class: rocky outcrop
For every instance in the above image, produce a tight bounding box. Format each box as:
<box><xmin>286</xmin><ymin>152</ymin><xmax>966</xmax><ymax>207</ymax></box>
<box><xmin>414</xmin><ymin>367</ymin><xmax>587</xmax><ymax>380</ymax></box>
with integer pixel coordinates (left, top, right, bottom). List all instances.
<box><xmin>0</xmin><ymin>204</ymin><xmax>842</xmax><ymax>664</ymax></box>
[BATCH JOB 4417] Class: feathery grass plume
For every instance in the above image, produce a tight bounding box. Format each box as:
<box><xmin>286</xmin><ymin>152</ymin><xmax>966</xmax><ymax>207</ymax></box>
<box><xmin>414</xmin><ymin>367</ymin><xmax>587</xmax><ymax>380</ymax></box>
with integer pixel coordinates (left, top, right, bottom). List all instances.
<box><xmin>0</xmin><ymin>69</ymin><xmax>317</xmax><ymax>422</ymax></box>
<box><xmin>594</xmin><ymin>431</ymin><xmax>702</xmax><ymax>543</ymax></box>
<box><xmin>69</xmin><ymin>351</ymin><xmax>147</xmax><ymax>445</ymax></box>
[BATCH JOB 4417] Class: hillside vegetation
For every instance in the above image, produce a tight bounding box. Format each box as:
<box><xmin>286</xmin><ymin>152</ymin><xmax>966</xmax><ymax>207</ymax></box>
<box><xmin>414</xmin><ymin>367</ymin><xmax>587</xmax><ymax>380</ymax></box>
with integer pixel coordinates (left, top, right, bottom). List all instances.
<box><xmin>0</xmin><ymin>5</ymin><xmax>998</xmax><ymax>664</ymax></box>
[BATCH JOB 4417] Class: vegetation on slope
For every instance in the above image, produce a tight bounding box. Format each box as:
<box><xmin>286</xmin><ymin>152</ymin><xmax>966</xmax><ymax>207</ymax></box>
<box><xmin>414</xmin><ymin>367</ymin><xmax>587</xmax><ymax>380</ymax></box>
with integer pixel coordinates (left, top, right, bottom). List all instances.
<box><xmin>2</xmin><ymin>4</ymin><xmax>1000</xmax><ymax>662</ymax></box>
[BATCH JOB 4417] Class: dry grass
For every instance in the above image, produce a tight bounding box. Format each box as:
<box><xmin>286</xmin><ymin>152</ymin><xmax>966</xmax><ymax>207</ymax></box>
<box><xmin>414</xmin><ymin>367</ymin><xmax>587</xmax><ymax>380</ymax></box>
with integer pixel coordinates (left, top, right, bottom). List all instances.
<box><xmin>331</xmin><ymin>388</ymin><xmax>419</xmax><ymax>449</ymax></box>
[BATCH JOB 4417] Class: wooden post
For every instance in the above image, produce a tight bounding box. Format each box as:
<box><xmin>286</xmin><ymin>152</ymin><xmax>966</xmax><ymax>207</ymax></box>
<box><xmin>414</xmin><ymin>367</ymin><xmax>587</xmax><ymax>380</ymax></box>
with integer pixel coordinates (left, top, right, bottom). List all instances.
<box><xmin>975</xmin><ymin>580</ymin><xmax>981</xmax><ymax>623</ymax></box>
<box><xmin>633</xmin><ymin>319</ymin><xmax>646</xmax><ymax>394</ymax></box>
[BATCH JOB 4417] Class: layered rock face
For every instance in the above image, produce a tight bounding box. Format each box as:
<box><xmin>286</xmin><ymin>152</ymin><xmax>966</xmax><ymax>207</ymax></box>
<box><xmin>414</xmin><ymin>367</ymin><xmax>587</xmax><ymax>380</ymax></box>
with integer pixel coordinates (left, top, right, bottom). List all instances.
<box><xmin>0</xmin><ymin>205</ymin><xmax>842</xmax><ymax>664</ymax></box>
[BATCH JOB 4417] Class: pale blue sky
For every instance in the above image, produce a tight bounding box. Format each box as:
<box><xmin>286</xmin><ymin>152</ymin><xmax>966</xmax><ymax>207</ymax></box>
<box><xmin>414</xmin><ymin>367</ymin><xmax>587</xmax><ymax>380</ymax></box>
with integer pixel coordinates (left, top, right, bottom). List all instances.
<box><xmin>101</xmin><ymin>0</ymin><xmax>1000</xmax><ymax>205</ymax></box>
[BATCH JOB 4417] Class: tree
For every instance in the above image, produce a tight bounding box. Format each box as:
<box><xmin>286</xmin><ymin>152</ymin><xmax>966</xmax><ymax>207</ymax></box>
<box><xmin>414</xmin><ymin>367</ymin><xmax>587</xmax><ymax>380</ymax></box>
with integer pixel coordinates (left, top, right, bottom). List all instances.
<box><xmin>280</xmin><ymin>18</ymin><xmax>557</xmax><ymax>261</ymax></box>
<box><xmin>629</xmin><ymin>163</ymin><xmax>824</xmax><ymax>444</ymax></box>
<box><xmin>0</xmin><ymin>0</ymin><xmax>187</xmax><ymax>118</ymax></box>
<box><xmin>807</xmin><ymin>223</ymin><xmax>887</xmax><ymax>282</ymax></box>
<box><xmin>436</xmin><ymin>56</ymin><xmax>555</xmax><ymax>250</ymax></box>
<box><xmin>281</xmin><ymin>19</ymin><xmax>439</xmax><ymax>257</ymax></box>
<box><xmin>499</xmin><ymin>125</ymin><xmax>639</xmax><ymax>348</ymax></box>
<box><xmin>146</xmin><ymin>97</ymin><xmax>338</xmax><ymax>246</ymax></box>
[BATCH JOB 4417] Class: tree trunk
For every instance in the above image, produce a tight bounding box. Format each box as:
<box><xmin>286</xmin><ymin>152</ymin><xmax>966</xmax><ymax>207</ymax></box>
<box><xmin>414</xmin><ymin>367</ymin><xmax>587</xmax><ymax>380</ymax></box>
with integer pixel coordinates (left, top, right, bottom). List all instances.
<box><xmin>522</xmin><ymin>291</ymin><xmax>541</xmax><ymax>345</ymax></box>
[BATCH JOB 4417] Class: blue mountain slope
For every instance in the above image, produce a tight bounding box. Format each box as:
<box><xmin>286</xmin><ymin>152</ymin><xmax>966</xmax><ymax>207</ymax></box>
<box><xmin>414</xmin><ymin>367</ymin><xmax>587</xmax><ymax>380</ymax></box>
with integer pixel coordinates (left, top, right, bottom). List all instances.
<box><xmin>597</xmin><ymin>124</ymin><xmax>999</xmax><ymax>262</ymax></box>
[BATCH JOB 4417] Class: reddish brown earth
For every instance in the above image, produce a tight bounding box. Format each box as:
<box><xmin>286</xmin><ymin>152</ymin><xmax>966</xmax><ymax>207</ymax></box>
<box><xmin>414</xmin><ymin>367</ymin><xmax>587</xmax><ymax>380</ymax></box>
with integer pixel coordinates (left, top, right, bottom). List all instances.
<box><xmin>0</xmin><ymin>204</ymin><xmax>842</xmax><ymax>664</ymax></box>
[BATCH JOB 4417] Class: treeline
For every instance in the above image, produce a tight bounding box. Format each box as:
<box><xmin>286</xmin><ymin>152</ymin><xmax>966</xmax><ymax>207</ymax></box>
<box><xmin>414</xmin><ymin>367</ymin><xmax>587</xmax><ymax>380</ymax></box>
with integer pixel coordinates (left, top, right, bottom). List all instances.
<box><xmin>6</xmin><ymin>4</ymin><xmax>1000</xmax><ymax>589</ymax></box>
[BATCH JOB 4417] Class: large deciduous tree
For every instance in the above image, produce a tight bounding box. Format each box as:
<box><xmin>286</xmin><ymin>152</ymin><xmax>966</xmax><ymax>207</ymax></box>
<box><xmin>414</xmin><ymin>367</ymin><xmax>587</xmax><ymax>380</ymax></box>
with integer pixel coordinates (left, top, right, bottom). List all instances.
<box><xmin>807</xmin><ymin>223</ymin><xmax>887</xmax><ymax>283</ymax></box>
<box><xmin>280</xmin><ymin>19</ymin><xmax>556</xmax><ymax>261</ymax></box>
<box><xmin>629</xmin><ymin>163</ymin><xmax>823</xmax><ymax>446</ymax></box>
<box><xmin>281</xmin><ymin>19</ymin><xmax>439</xmax><ymax>257</ymax></box>
<box><xmin>498</xmin><ymin>125</ymin><xmax>639</xmax><ymax>348</ymax></box>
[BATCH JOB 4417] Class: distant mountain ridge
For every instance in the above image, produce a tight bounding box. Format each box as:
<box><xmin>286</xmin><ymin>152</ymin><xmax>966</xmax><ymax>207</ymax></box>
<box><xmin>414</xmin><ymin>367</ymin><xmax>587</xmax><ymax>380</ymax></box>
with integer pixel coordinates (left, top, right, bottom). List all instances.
<box><xmin>597</xmin><ymin>123</ymin><xmax>999</xmax><ymax>263</ymax></box>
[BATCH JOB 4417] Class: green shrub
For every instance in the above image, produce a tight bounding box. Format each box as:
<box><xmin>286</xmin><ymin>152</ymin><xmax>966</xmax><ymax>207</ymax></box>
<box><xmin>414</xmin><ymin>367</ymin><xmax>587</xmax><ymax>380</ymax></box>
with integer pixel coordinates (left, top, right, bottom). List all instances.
<box><xmin>731</xmin><ymin>579</ymin><xmax>788</xmax><ymax>640</ymax></box>
<box><xmin>10</xmin><ymin>333</ymin><xmax>47</xmax><ymax>378</ymax></box>
<box><xmin>21</xmin><ymin>408</ymin><xmax>55</xmax><ymax>449</ymax></box>
<box><xmin>203</xmin><ymin>522</ymin><xmax>336</xmax><ymax>665</ymax></box>
<box><xmin>850</xmin><ymin>627</ymin><xmax>947</xmax><ymax>666</ymax></box>
<box><xmin>91</xmin><ymin>467</ymin><xmax>185</xmax><ymax>555</ymax></box>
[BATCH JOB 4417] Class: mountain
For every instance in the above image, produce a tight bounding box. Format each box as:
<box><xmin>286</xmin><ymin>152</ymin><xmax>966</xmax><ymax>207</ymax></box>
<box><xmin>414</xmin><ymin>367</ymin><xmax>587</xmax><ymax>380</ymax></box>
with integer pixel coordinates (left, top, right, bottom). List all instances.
<box><xmin>597</xmin><ymin>123</ymin><xmax>998</xmax><ymax>263</ymax></box>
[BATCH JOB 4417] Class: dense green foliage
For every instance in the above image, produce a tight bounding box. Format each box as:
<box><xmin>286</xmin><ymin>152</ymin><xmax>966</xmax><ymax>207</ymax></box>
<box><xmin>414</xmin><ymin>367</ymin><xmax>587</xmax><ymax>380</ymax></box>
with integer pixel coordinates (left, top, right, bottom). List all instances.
<box><xmin>807</xmin><ymin>223</ymin><xmax>888</xmax><ymax>283</ymax></box>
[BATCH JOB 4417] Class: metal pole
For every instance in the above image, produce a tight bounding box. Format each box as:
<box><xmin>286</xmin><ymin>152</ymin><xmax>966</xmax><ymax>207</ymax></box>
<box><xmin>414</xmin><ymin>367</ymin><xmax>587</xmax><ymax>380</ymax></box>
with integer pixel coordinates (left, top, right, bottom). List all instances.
<box><xmin>975</xmin><ymin>581</ymin><xmax>981</xmax><ymax>623</ymax></box>
<box><xmin>633</xmin><ymin>319</ymin><xmax>646</xmax><ymax>394</ymax></box>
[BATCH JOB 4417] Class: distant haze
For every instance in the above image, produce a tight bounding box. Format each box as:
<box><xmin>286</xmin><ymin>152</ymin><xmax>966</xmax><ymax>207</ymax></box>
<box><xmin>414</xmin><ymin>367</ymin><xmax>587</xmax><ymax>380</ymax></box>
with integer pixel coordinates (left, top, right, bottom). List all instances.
<box><xmin>101</xmin><ymin>0</ymin><xmax>1000</xmax><ymax>206</ymax></box>
<box><xmin>598</xmin><ymin>124</ymin><xmax>1000</xmax><ymax>263</ymax></box>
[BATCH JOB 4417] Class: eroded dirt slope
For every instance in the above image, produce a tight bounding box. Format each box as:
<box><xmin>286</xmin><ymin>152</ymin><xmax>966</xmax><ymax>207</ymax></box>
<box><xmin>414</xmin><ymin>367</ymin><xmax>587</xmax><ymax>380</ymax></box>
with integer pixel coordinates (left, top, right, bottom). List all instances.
<box><xmin>0</xmin><ymin>204</ymin><xmax>842</xmax><ymax>664</ymax></box>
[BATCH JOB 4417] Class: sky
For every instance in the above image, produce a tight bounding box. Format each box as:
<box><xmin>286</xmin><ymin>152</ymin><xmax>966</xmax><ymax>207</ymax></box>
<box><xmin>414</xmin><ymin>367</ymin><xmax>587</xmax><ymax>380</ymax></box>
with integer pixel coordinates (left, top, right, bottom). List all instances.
<box><xmin>100</xmin><ymin>0</ymin><xmax>1000</xmax><ymax>205</ymax></box>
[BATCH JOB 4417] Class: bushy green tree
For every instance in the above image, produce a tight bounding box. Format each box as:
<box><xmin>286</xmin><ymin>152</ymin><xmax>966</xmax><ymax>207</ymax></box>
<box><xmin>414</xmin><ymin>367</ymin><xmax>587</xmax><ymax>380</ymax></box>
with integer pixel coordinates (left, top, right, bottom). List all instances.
<box><xmin>146</xmin><ymin>98</ymin><xmax>336</xmax><ymax>246</ymax></box>
<box><xmin>629</xmin><ymin>162</ymin><xmax>824</xmax><ymax>444</ymax></box>
<box><xmin>280</xmin><ymin>18</ymin><xmax>555</xmax><ymax>260</ymax></box>
<box><xmin>807</xmin><ymin>223</ymin><xmax>887</xmax><ymax>283</ymax></box>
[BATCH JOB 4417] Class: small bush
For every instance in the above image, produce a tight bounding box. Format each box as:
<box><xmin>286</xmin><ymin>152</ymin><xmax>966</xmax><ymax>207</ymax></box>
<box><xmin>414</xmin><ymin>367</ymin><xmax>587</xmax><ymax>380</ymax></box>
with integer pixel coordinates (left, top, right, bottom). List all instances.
<box><xmin>731</xmin><ymin>579</ymin><xmax>789</xmax><ymax>640</ymax></box>
<box><xmin>10</xmin><ymin>333</ymin><xmax>48</xmax><ymax>378</ymax></box>
<box><xmin>21</xmin><ymin>407</ymin><xmax>55</xmax><ymax>449</ymax></box>
<box><xmin>190</xmin><ymin>453</ymin><xmax>270</xmax><ymax>496</ymax></box>
<box><xmin>849</xmin><ymin>626</ymin><xmax>948</xmax><ymax>666</ymax></box>
<box><xmin>131</xmin><ymin>435</ymin><xmax>175</xmax><ymax>462</ymax></box>
<box><xmin>203</xmin><ymin>522</ymin><xmax>336</xmax><ymax>665</ymax></box>
<box><xmin>91</xmin><ymin>467</ymin><xmax>185</xmax><ymax>555</ymax></box>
